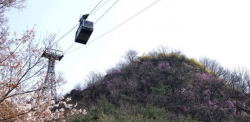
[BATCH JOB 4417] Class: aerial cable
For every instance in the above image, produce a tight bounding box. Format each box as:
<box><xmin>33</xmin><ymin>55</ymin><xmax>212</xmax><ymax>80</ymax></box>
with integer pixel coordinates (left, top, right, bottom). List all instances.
<box><xmin>89</xmin><ymin>0</ymin><xmax>103</xmax><ymax>16</ymax></box>
<box><xmin>74</xmin><ymin>0</ymin><xmax>118</xmax><ymax>45</ymax></box>
<box><xmin>65</xmin><ymin>0</ymin><xmax>160</xmax><ymax>55</ymax></box>
<box><xmin>90</xmin><ymin>0</ymin><xmax>111</xmax><ymax>16</ymax></box>
<box><xmin>48</xmin><ymin>0</ymin><xmax>102</xmax><ymax>52</ymax></box>
<box><xmin>51</xmin><ymin>23</ymin><xmax>79</xmax><ymax>47</ymax></box>
<box><xmin>46</xmin><ymin>0</ymin><xmax>103</xmax><ymax>55</ymax></box>
<box><xmin>91</xmin><ymin>0</ymin><xmax>111</xmax><ymax>15</ymax></box>
<box><xmin>0</xmin><ymin>39</ymin><xmax>25</xmax><ymax>63</ymax></box>
<box><xmin>95</xmin><ymin>0</ymin><xmax>119</xmax><ymax>24</ymax></box>
<box><xmin>62</xmin><ymin>43</ymin><xmax>75</xmax><ymax>55</ymax></box>
<box><xmin>39</xmin><ymin>23</ymin><xmax>79</xmax><ymax>60</ymax></box>
<box><xmin>51</xmin><ymin>0</ymin><xmax>103</xmax><ymax>47</ymax></box>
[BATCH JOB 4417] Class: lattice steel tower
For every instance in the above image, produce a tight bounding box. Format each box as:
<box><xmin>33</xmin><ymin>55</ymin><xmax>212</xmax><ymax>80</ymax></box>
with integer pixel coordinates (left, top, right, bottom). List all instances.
<box><xmin>42</xmin><ymin>49</ymin><xmax>63</xmax><ymax>100</ymax></box>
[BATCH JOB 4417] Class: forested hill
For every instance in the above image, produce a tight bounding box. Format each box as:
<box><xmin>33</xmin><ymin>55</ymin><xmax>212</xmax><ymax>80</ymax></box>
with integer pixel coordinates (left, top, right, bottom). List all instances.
<box><xmin>65</xmin><ymin>49</ymin><xmax>250</xmax><ymax>122</ymax></box>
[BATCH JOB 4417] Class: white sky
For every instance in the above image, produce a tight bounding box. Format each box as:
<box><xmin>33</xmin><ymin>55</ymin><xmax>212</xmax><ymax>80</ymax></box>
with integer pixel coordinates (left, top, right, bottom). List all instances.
<box><xmin>6</xmin><ymin>0</ymin><xmax>250</xmax><ymax>94</ymax></box>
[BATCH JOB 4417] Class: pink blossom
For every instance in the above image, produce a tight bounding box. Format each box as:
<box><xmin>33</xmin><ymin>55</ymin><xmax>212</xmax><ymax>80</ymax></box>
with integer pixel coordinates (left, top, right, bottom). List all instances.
<box><xmin>239</xmin><ymin>93</ymin><xmax>245</xmax><ymax>99</ymax></box>
<box><xmin>225</xmin><ymin>100</ymin><xmax>237</xmax><ymax>114</ymax></box>
<box><xmin>203</xmin><ymin>89</ymin><xmax>211</xmax><ymax>96</ymax></box>
<box><xmin>188</xmin><ymin>84</ymin><xmax>193</xmax><ymax>89</ymax></box>
<box><xmin>207</xmin><ymin>100</ymin><xmax>213</xmax><ymax>105</ymax></box>
<box><xmin>157</xmin><ymin>62</ymin><xmax>171</xmax><ymax>71</ymax></box>
<box><xmin>196</xmin><ymin>73</ymin><xmax>221</xmax><ymax>82</ymax></box>
<box><xmin>143</xmin><ymin>61</ymin><xmax>153</xmax><ymax>67</ymax></box>
<box><xmin>242</xmin><ymin>102</ymin><xmax>246</xmax><ymax>108</ymax></box>
<box><xmin>220</xmin><ymin>107</ymin><xmax>226</xmax><ymax>111</ymax></box>
<box><xmin>183</xmin><ymin>107</ymin><xmax>188</xmax><ymax>112</ymax></box>
<box><xmin>181</xmin><ymin>88</ymin><xmax>186</xmax><ymax>93</ymax></box>
<box><xmin>129</xmin><ymin>63</ymin><xmax>138</xmax><ymax>68</ymax></box>
<box><xmin>213</xmin><ymin>105</ymin><xmax>218</xmax><ymax>109</ymax></box>
<box><xmin>181</xmin><ymin>88</ymin><xmax>188</xmax><ymax>96</ymax></box>
<box><xmin>82</xmin><ymin>109</ymin><xmax>87</xmax><ymax>115</ymax></box>
<box><xmin>225</xmin><ymin>100</ymin><xmax>234</xmax><ymax>108</ymax></box>
<box><xmin>110</xmin><ymin>69</ymin><xmax>121</xmax><ymax>74</ymax></box>
<box><xmin>66</xmin><ymin>97</ymin><xmax>71</xmax><ymax>102</ymax></box>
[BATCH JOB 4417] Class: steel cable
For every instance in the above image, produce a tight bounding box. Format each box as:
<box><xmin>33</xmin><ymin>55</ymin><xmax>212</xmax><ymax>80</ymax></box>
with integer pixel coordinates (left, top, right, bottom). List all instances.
<box><xmin>89</xmin><ymin>0</ymin><xmax>103</xmax><ymax>16</ymax></box>
<box><xmin>90</xmin><ymin>0</ymin><xmax>111</xmax><ymax>16</ymax></box>
<box><xmin>95</xmin><ymin>0</ymin><xmax>119</xmax><ymax>24</ymax></box>
<box><xmin>65</xmin><ymin>0</ymin><xmax>160</xmax><ymax>55</ymax></box>
<box><xmin>45</xmin><ymin>0</ymin><xmax>102</xmax><ymax>55</ymax></box>
<box><xmin>62</xmin><ymin>43</ymin><xmax>75</xmax><ymax>55</ymax></box>
<box><xmin>51</xmin><ymin>23</ymin><xmax>79</xmax><ymax>47</ymax></box>
<box><xmin>52</xmin><ymin>0</ymin><xmax>103</xmax><ymax>47</ymax></box>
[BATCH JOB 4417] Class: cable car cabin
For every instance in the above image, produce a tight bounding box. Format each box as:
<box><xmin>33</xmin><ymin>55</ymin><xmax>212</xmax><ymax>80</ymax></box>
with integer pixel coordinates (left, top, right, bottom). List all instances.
<box><xmin>75</xmin><ymin>19</ymin><xmax>94</xmax><ymax>45</ymax></box>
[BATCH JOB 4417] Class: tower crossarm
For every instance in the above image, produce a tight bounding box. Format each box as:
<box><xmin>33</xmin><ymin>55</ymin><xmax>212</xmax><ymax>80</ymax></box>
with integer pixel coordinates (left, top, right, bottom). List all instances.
<box><xmin>41</xmin><ymin>48</ymin><xmax>64</xmax><ymax>61</ymax></box>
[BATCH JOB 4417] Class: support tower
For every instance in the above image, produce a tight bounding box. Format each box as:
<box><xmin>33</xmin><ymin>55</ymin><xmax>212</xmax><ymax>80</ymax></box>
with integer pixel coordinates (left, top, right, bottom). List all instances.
<box><xmin>42</xmin><ymin>49</ymin><xmax>63</xmax><ymax>100</ymax></box>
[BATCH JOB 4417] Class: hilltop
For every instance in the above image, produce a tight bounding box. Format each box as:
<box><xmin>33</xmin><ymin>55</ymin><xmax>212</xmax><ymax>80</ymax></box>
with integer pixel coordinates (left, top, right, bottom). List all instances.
<box><xmin>63</xmin><ymin>49</ymin><xmax>250</xmax><ymax>122</ymax></box>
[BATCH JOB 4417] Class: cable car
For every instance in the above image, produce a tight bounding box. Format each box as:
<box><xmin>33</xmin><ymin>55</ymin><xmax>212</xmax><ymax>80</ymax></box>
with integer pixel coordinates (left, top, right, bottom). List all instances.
<box><xmin>75</xmin><ymin>14</ymin><xmax>94</xmax><ymax>45</ymax></box>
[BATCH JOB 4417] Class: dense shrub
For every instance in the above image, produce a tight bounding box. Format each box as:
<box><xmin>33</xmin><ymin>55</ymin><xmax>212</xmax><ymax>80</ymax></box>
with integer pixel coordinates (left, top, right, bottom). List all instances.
<box><xmin>65</xmin><ymin>49</ymin><xmax>250</xmax><ymax>122</ymax></box>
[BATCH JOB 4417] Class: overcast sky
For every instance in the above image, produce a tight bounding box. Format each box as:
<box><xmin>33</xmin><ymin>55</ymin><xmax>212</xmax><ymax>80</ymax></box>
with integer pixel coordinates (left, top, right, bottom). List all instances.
<box><xmin>6</xmin><ymin>0</ymin><xmax>250</xmax><ymax>94</ymax></box>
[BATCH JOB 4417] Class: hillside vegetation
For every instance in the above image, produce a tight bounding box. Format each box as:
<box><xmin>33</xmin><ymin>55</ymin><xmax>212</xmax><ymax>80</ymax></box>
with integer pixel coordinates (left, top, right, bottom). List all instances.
<box><xmin>63</xmin><ymin>48</ymin><xmax>250</xmax><ymax>122</ymax></box>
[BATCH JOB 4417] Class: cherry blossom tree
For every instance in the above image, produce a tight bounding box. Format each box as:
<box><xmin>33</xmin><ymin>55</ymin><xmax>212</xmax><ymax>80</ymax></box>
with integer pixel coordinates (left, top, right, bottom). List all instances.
<box><xmin>0</xmin><ymin>0</ymin><xmax>86</xmax><ymax>121</ymax></box>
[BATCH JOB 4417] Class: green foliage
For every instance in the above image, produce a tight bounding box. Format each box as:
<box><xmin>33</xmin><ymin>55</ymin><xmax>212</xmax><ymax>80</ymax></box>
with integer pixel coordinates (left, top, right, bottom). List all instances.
<box><xmin>181</xmin><ymin>115</ymin><xmax>200</xmax><ymax>122</ymax></box>
<box><xmin>157</xmin><ymin>53</ymin><xmax>168</xmax><ymax>59</ymax></box>
<box><xmin>187</xmin><ymin>58</ymin><xmax>212</xmax><ymax>74</ymax></box>
<box><xmin>187</xmin><ymin>58</ymin><xmax>204</xmax><ymax>68</ymax></box>
<box><xmin>120</xmin><ymin>94</ymin><xmax>135</xmax><ymax>102</ymax></box>
<box><xmin>139</xmin><ymin>55</ymin><xmax>156</xmax><ymax>61</ymax></box>
<box><xmin>65</xmin><ymin>103</ymin><xmax>202</xmax><ymax>122</ymax></box>
<box><xmin>150</xmin><ymin>82</ymin><xmax>172</xmax><ymax>96</ymax></box>
<box><xmin>205</xmin><ymin>68</ymin><xmax>212</xmax><ymax>74</ymax></box>
<box><xmin>97</xmin><ymin>99</ymin><xmax>115</xmax><ymax>115</ymax></box>
<box><xmin>141</xmin><ymin>104</ymin><xmax>167</xmax><ymax>121</ymax></box>
<box><xmin>140</xmin><ymin>52</ymin><xmax>183</xmax><ymax>61</ymax></box>
<box><xmin>169</xmin><ymin>52</ymin><xmax>182</xmax><ymax>59</ymax></box>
